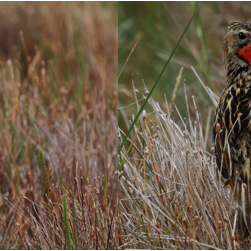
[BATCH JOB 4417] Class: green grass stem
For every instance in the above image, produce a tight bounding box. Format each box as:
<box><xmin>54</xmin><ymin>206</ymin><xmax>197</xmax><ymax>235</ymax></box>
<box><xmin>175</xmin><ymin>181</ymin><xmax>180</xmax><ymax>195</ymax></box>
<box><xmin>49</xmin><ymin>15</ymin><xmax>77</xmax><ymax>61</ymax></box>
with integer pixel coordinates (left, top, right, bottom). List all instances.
<box><xmin>118</xmin><ymin>9</ymin><xmax>198</xmax><ymax>154</ymax></box>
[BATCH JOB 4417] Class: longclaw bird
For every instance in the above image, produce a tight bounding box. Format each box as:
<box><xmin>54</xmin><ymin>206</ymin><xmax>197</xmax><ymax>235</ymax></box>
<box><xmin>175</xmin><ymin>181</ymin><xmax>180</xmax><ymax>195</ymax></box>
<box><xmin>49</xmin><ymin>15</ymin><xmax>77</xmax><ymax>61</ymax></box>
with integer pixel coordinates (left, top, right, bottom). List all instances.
<box><xmin>213</xmin><ymin>21</ymin><xmax>251</xmax><ymax>244</ymax></box>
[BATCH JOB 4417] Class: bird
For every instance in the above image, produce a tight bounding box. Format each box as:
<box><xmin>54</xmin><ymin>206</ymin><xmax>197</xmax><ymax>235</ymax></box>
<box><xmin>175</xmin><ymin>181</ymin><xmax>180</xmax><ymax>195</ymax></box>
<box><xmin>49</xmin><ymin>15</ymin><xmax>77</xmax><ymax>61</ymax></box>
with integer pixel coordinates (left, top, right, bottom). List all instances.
<box><xmin>213</xmin><ymin>21</ymin><xmax>251</xmax><ymax>244</ymax></box>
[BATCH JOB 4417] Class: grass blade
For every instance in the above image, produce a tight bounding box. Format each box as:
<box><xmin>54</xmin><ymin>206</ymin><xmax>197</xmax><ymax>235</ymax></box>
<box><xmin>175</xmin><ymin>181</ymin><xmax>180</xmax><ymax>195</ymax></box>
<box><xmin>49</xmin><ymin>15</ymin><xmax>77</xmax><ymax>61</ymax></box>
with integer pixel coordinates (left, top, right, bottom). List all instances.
<box><xmin>118</xmin><ymin>40</ymin><xmax>139</xmax><ymax>80</ymax></box>
<box><xmin>63</xmin><ymin>195</ymin><xmax>72</xmax><ymax>250</ymax></box>
<box><xmin>118</xmin><ymin>9</ymin><xmax>199</xmax><ymax>154</ymax></box>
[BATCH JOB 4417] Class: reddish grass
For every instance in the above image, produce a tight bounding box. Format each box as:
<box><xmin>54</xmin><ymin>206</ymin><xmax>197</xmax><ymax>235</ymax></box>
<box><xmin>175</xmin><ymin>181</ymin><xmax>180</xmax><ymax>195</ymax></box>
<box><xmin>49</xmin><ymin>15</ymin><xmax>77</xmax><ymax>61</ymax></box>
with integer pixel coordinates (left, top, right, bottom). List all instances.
<box><xmin>0</xmin><ymin>2</ymin><xmax>117</xmax><ymax>249</ymax></box>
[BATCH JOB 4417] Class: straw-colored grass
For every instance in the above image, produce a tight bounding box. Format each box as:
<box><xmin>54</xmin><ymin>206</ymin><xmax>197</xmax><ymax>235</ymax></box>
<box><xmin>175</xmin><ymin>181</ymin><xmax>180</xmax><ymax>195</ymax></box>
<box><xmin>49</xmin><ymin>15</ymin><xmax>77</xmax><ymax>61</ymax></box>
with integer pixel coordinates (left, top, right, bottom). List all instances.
<box><xmin>118</xmin><ymin>69</ymin><xmax>242</xmax><ymax>249</ymax></box>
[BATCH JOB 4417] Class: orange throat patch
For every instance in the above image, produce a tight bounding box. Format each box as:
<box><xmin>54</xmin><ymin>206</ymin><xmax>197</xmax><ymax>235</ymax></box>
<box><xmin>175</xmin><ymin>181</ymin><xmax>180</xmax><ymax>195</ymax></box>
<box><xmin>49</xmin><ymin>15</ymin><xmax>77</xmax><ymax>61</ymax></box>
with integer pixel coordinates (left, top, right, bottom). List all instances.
<box><xmin>238</xmin><ymin>44</ymin><xmax>251</xmax><ymax>64</ymax></box>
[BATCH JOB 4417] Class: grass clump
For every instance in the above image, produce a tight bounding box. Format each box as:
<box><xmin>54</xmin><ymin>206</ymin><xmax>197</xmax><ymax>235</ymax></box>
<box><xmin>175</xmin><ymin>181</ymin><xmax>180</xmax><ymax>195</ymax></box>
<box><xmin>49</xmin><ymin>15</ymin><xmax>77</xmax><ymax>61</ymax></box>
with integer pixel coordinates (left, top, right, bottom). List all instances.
<box><xmin>118</xmin><ymin>70</ymin><xmax>240</xmax><ymax>249</ymax></box>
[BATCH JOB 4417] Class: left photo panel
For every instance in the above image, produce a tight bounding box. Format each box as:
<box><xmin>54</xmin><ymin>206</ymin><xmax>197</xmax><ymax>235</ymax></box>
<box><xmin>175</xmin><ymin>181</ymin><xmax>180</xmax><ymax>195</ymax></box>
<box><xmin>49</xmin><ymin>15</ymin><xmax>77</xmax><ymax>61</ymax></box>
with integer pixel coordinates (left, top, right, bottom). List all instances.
<box><xmin>0</xmin><ymin>2</ymin><xmax>118</xmax><ymax>249</ymax></box>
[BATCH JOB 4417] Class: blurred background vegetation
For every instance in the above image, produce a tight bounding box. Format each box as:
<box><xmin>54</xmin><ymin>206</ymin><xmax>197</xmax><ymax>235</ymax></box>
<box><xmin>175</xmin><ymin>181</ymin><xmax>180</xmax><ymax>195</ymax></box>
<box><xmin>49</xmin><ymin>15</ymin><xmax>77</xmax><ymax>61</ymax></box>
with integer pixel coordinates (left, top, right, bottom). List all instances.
<box><xmin>0</xmin><ymin>2</ymin><xmax>117</xmax><ymax>249</ymax></box>
<box><xmin>118</xmin><ymin>1</ymin><xmax>251</xmax><ymax>134</ymax></box>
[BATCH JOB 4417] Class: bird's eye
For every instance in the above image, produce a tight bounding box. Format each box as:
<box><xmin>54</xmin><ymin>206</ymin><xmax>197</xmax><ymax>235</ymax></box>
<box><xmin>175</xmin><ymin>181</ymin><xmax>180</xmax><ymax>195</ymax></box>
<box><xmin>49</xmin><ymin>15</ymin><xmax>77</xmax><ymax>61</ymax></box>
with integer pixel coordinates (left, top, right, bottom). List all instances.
<box><xmin>239</xmin><ymin>32</ymin><xmax>246</xmax><ymax>40</ymax></box>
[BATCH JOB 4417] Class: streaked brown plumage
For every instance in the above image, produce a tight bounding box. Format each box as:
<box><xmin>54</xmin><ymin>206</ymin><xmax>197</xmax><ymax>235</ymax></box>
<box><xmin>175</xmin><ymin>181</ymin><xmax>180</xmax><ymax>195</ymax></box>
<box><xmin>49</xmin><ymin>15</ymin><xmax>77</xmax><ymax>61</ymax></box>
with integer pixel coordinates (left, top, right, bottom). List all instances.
<box><xmin>213</xmin><ymin>21</ymin><xmax>251</xmax><ymax>243</ymax></box>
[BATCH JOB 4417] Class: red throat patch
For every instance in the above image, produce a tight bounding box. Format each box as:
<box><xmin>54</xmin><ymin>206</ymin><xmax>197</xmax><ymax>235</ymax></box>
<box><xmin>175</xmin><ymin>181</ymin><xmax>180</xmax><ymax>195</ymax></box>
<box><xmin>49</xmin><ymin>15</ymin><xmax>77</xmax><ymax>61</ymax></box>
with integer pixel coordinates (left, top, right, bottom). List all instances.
<box><xmin>238</xmin><ymin>44</ymin><xmax>251</xmax><ymax>64</ymax></box>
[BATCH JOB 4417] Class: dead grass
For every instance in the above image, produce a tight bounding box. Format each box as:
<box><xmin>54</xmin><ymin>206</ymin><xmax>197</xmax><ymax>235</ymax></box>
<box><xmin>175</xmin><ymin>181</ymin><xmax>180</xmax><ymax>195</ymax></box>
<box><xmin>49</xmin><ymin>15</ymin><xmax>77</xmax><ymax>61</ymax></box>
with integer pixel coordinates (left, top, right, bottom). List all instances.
<box><xmin>118</xmin><ymin>70</ymin><xmax>240</xmax><ymax>249</ymax></box>
<box><xmin>0</xmin><ymin>2</ymin><xmax>117</xmax><ymax>249</ymax></box>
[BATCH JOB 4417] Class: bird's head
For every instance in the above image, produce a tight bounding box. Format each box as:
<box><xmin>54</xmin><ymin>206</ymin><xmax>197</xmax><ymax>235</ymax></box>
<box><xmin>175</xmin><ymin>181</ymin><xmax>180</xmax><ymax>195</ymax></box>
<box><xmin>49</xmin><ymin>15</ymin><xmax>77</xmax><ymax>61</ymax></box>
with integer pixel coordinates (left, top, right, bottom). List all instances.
<box><xmin>223</xmin><ymin>21</ymin><xmax>251</xmax><ymax>74</ymax></box>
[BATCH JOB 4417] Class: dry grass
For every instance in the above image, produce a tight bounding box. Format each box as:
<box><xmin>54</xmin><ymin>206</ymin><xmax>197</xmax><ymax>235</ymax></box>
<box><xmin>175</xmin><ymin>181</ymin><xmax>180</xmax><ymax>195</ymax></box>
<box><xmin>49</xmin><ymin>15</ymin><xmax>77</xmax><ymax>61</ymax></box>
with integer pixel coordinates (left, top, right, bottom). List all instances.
<box><xmin>0</xmin><ymin>2</ymin><xmax>117</xmax><ymax>249</ymax></box>
<box><xmin>118</xmin><ymin>70</ymin><xmax>241</xmax><ymax>249</ymax></box>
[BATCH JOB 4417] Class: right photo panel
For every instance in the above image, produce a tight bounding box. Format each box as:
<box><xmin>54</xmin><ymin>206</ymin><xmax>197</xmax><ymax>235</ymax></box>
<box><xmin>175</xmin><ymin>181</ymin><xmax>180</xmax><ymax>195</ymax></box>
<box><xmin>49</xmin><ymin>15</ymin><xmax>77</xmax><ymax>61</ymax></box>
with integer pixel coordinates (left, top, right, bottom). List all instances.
<box><xmin>118</xmin><ymin>2</ymin><xmax>251</xmax><ymax>249</ymax></box>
